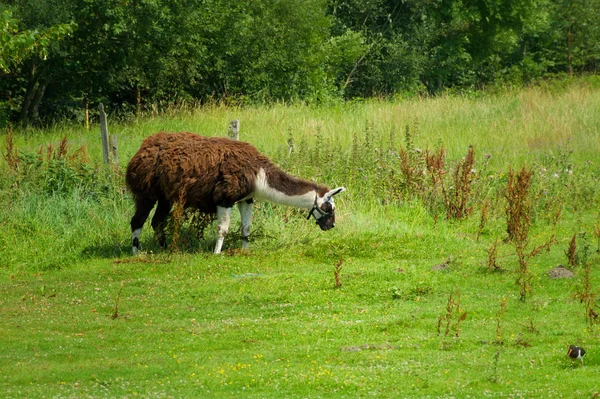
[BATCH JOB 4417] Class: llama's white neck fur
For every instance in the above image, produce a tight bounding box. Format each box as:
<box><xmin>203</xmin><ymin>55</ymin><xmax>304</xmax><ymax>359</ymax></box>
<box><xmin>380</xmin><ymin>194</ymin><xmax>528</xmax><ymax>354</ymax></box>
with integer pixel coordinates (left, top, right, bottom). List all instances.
<box><xmin>252</xmin><ymin>168</ymin><xmax>316</xmax><ymax>208</ymax></box>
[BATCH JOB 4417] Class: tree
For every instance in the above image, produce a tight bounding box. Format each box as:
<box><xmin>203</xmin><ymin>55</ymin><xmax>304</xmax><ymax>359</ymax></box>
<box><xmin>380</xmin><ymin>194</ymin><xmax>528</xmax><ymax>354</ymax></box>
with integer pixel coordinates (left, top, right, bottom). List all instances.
<box><xmin>0</xmin><ymin>7</ymin><xmax>73</xmax><ymax>126</ymax></box>
<box><xmin>0</xmin><ymin>8</ymin><xmax>71</xmax><ymax>73</ymax></box>
<box><xmin>2</xmin><ymin>0</ymin><xmax>598</xmax><ymax>126</ymax></box>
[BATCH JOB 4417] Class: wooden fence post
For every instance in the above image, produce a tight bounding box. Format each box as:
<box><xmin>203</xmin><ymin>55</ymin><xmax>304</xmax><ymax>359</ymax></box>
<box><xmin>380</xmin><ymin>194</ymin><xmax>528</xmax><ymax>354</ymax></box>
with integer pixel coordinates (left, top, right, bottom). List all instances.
<box><xmin>99</xmin><ymin>103</ymin><xmax>119</xmax><ymax>167</ymax></box>
<box><xmin>228</xmin><ymin>119</ymin><xmax>240</xmax><ymax>140</ymax></box>
<box><xmin>99</xmin><ymin>103</ymin><xmax>110</xmax><ymax>164</ymax></box>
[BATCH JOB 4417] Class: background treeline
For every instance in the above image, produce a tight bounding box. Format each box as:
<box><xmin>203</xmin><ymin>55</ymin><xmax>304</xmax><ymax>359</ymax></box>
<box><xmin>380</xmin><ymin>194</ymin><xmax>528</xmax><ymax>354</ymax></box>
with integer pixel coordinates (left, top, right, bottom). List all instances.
<box><xmin>1</xmin><ymin>0</ymin><xmax>599</xmax><ymax>127</ymax></box>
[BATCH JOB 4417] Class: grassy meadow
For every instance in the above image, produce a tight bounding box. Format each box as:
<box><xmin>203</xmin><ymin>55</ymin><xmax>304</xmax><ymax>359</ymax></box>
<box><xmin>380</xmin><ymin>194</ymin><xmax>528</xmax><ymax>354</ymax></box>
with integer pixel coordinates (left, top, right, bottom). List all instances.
<box><xmin>1</xmin><ymin>79</ymin><xmax>600</xmax><ymax>398</ymax></box>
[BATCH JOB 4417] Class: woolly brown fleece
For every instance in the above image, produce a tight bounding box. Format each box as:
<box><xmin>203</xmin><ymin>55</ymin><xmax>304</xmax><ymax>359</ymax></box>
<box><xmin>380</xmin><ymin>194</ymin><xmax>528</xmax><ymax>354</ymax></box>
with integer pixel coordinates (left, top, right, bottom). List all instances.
<box><xmin>126</xmin><ymin>132</ymin><xmax>330</xmax><ymax>213</ymax></box>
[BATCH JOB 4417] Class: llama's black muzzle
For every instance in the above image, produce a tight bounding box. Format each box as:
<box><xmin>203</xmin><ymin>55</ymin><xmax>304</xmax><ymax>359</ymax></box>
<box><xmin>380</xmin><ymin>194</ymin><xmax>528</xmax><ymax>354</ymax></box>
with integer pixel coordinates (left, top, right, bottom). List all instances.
<box><xmin>307</xmin><ymin>196</ymin><xmax>335</xmax><ymax>230</ymax></box>
<box><xmin>316</xmin><ymin>215</ymin><xmax>335</xmax><ymax>230</ymax></box>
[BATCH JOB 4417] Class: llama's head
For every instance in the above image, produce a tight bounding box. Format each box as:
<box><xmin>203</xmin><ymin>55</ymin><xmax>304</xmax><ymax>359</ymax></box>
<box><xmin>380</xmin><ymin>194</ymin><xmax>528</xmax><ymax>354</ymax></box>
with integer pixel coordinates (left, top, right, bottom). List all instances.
<box><xmin>307</xmin><ymin>187</ymin><xmax>346</xmax><ymax>230</ymax></box>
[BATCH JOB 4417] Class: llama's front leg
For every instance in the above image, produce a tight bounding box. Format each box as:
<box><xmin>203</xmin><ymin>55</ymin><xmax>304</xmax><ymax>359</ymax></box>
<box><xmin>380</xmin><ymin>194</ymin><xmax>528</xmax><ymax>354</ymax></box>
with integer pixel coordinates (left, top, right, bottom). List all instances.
<box><xmin>238</xmin><ymin>199</ymin><xmax>254</xmax><ymax>249</ymax></box>
<box><xmin>130</xmin><ymin>197</ymin><xmax>156</xmax><ymax>255</ymax></box>
<box><xmin>214</xmin><ymin>206</ymin><xmax>232</xmax><ymax>254</ymax></box>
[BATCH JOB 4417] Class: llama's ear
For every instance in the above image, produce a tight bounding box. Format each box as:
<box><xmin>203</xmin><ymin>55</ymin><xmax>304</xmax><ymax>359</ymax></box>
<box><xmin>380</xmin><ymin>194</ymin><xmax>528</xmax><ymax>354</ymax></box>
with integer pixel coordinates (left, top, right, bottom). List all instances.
<box><xmin>324</xmin><ymin>187</ymin><xmax>346</xmax><ymax>201</ymax></box>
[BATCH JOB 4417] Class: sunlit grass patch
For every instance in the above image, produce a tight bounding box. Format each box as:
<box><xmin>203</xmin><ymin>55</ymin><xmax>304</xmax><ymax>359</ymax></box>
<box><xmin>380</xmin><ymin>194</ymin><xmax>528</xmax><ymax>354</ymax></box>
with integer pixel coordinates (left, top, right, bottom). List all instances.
<box><xmin>1</xmin><ymin>82</ymin><xmax>600</xmax><ymax>398</ymax></box>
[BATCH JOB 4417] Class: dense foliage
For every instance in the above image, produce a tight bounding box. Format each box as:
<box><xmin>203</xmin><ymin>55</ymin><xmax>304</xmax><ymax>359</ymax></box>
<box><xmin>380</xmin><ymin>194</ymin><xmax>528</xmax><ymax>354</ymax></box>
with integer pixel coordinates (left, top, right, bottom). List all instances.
<box><xmin>1</xmin><ymin>0</ymin><xmax>600</xmax><ymax>126</ymax></box>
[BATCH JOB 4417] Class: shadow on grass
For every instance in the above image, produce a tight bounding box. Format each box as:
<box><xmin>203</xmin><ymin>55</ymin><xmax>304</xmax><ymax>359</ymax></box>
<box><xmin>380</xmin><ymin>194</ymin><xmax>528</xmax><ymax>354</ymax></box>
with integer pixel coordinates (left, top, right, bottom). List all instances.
<box><xmin>81</xmin><ymin>241</ymin><xmax>132</xmax><ymax>260</ymax></box>
<box><xmin>80</xmin><ymin>227</ymin><xmax>226</xmax><ymax>260</ymax></box>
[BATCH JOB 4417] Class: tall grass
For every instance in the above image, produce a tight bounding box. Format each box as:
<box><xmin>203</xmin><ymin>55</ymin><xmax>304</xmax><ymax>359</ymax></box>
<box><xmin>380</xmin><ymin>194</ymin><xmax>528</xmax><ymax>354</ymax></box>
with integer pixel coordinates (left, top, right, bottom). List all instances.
<box><xmin>1</xmin><ymin>80</ymin><xmax>600</xmax><ymax>398</ymax></box>
<box><xmin>1</xmin><ymin>80</ymin><xmax>600</xmax><ymax>271</ymax></box>
<box><xmin>6</xmin><ymin>78</ymin><xmax>600</xmax><ymax>165</ymax></box>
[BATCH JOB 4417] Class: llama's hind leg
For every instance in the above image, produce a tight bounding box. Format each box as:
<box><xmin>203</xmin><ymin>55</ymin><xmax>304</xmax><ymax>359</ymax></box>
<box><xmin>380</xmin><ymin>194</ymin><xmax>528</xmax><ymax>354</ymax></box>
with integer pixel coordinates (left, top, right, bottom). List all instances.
<box><xmin>151</xmin><ymin>198</ymin><xmax>172</xmax><ymax>249</ymax></box>
<box><xmin>238</xmin><ymin>199</ymin><xmax>254</xmax><ymax>249</ymax></box>
<box><xmin>214</xmin><ymin>206</ymin><xmax>232</xmax><ymax>254</ymax></box>
<box><xmin>131</xmin><ymin>197</ymin><xmax>156</xmax><ymax>255</ymax></box>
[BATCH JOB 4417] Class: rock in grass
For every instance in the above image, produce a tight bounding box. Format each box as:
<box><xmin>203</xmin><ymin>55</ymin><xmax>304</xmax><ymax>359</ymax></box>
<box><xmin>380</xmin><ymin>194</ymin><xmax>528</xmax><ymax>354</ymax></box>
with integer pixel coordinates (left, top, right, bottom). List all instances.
<box><xmin>431</xmin><ymin>263</ymin><xmax>450</xmax><ymax>271</ymax></box>
<box><xmin>432</xmin><ymin>255</ymin><xmax>454</xmax><ymax>271</ymax></box>
<box><xmin>548</xmin><ymin>265</ymin><xmax>574</xmax><ymax>279</ymax></box>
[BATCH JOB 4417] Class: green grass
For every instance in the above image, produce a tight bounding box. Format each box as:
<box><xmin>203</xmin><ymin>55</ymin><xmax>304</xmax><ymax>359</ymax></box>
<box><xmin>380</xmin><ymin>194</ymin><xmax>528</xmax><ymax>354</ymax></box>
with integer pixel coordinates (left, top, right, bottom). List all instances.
<box><xmin>1</xmin><ymin>79</ymin><xmax>600</xmax><ymax>398</ymax></box>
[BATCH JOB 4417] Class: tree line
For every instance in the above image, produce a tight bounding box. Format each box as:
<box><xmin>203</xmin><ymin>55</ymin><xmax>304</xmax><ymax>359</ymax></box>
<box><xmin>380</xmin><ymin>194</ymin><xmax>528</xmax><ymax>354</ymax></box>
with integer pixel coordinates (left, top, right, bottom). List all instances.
<box><xmin>1</xmin><ymin>0</ymin><xmax>599</xmax><ymax>127</ymax></box>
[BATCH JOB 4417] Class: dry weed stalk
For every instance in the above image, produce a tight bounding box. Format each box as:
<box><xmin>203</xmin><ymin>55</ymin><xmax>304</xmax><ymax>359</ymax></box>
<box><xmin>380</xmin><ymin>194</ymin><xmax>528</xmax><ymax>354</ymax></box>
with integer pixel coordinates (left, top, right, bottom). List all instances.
<box><xmin>424</xmin><ymin>146</ymin><xmax>445</xmax><ymax>210</ymax></box>
<box><xmin>39</xmin><ymin>136</ymin><xmax>78</xmax><ymax>162</ymax></box>
<box><xmin>169</xmin><ymin>190</ymin><xmax>216</xmax><ymax>251</ymax></box>
<box><xmin>496</xmin><ymin>298</ymin><xmax>508</xmax><ymax>342</ymax></box>
<box><xmin>565</xmin><ymin>234</ymin><xmax>577</xmax><ymax>269</ymax></box>
<box><xmin>70</xmin><ymin>144</ymin><xmax>91</xmax><ymax>164</ymax></box>
<box><xmin>3</xmin><ymin>127</ymin><xmax>20</xmax><ymax>170</ymax></box>
<box><xmin>437</xmin><ymin>290</ymin><xmax>467</xmax><ymax>338</ymax></box>
<box><xmin>426</xmin><ymin>146</ymin><xmax>474</xmax><ymax>220</ymax></box>
<box><xmin>169</xmin><ymin>189</ymin><xmax>187</xmax><ymax>253</ymax></box>
<box><xmin>572</xmin><ymin>234</ymin><xmax>600</xmax><ymax>329</ymax></box>
<box><xmin>45</xmin><ymin>143</ymin><xmax>54</xmax><ymax>161</ymax></box>
<box><xmin>425</xmin><ymin>146</ymin><xmax>445</xmax><ymax>186</ymax></box>
<box><xmin>551</xmin><ymin>207</ymin><xmax>562</xmax><ymax>229</ymax></box>
<box><xmin>505</xmin><ymin>166</ymin><xmax>554</xmax><ymax>301</ymax></box>
<box><xmin>398</xmin><ymin>125</ymin><xmax>425</xmax><ymax>195</ymax></box>
<box><xmin>505</xmin><ymin>166</ymin><xmax>533</xmax><ymax>242</ymax></box>
<box><xmin>56</xmin><ymin>136</ymin><xmax>69</xmax><ymax>159</ymax></box>
<box><xmin>333</xmin><ymin>257</ymin><xmax>343</xmax><ymax>288</ymax></box>
<box><xmin>487</xmin><ymin>239</ymin><xmax>502</xmax><ymax>272</ymax></box>
<box><xmin>188</xmin><ymin>210</ymin><xmax>216</xmax><ymax>240</ymax></box>
<box><xmin>112</xmin><ymin>281</ymin><xmax>126</xmax><ymax>319</ymax></box>
<box><xmin>27</xmin><ymin>137</ymin><xmax>91</xmax><ymax>172</ymax></box>
<box><xmin>448</xmin><ymin>146</ymin><xmax>475</xmax><ymax>219</ymax></box>
<box><xmin>489</xmin><ymin>350</ymin><xmax>501</xmax><ymax>383</ymax></box>
<box><xmin>574</xmin><ymin>264</ymin><xmax>600</xmax><ymax>328</ymax></box>
<box><xmin>509</xmin><ymin>166</ymin><xmax>547</xmax><ymax>300</ymax></box>
<box><xmin>399</xmin><ymin>147</ymin><xmax>417</xmax><ymax>190</ymax></box>
<box><xmin>43</xmin><ymin>136</ymin><xmax>68</xmax><ymax>161</ymax></box>
<box><xmin>477</xmin><ymin>197</ymin><xmax>490</xmax><ymax>240</ymax></box>
<box><xmin>514</xmin><ymin>246</ymin><xmax>544</xmax><ymax>301</ymax></box>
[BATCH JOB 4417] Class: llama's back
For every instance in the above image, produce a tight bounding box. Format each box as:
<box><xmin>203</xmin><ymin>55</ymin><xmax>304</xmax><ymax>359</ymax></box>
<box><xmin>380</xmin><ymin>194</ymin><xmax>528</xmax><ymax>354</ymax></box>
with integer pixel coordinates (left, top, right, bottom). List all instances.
<box><xmin>126</xmin><ymin>132</ymin><xmax>270</xmax><ymax>212</ymax></box>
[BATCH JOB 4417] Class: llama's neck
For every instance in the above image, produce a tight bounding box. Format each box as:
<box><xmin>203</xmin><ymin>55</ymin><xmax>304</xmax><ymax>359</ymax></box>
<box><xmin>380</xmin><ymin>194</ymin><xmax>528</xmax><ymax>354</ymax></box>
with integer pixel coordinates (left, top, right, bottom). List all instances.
<box><xmin>252</xmin><ymin>168</ymin><xmax>321</xmax><ymax>209</ymax></box>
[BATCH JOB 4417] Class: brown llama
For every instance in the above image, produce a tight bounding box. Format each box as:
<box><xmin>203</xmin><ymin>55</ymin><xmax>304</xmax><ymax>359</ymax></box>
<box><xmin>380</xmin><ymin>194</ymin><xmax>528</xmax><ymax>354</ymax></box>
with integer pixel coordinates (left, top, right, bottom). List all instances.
<box><xmin>125</xmin><ymin>132</ymin><xmax>346</xmax><ymax>254</ymax></box>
